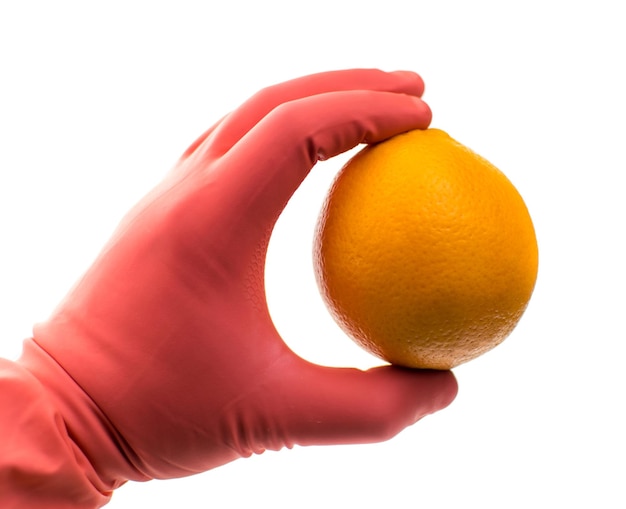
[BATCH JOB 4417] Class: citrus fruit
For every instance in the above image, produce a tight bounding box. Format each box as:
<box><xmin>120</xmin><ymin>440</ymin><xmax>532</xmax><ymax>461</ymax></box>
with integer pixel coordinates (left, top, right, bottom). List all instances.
<box><xmin>313</xmin><ymin>128</ymin><xmax>538</xmax><ymax>370</ymax></box>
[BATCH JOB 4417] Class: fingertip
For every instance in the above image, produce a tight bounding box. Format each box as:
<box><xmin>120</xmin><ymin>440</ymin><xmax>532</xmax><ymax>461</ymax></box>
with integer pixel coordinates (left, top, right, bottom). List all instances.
<box><xmin>384</xmin><ymin>366</ymin><xmax>457</xmax><ymax>420</ymax></box>
<box><xmin>412</xmin><ymin>96</ymin><xmax>433</xmax><ymax>129</ymax></box>
<box><xmin>362</xmin><ymin>366</ymin><xmax>458</xmax><ymax>439</ymax></box>
<box><xmin>430</xmin><ymin>369</ymin><xmax>458</xmax><ymax>412</ymax></box>
<box><xmin>391</xmin><ymin>70</ymin><xmax>426</xmax><ymax>97</ymax></box>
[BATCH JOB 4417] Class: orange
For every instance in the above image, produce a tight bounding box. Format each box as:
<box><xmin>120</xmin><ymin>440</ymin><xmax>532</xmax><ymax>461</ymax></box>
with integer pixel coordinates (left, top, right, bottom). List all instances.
<box><xmin>313</xmin><ymin>128</ymin><xmax>538</xmax><ymax>370</ymax></box>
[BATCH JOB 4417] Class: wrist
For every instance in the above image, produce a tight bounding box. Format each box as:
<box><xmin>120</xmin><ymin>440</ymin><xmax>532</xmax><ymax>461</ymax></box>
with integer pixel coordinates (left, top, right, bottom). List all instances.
<box><xmin>18</xmin><ymin>339</ymin><xmax>151</xmax><ymax>491</ymax></box>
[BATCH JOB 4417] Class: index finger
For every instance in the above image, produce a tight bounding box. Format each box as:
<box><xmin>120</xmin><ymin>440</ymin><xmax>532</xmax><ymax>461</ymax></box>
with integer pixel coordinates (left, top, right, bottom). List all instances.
<box><xmin>201</xmin><ymin>69</ymin><xmax>427</xmax><ymax>158</ymax></box>
<box><xmin>208</xmin><ymin>88</ymin><xmax>431</xmax><ymax>255</ymax></box>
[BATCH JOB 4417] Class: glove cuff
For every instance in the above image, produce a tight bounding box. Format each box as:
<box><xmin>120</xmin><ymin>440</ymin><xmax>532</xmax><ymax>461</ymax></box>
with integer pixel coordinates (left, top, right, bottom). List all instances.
<box><xmin>19</xmin><ymin>338</ymin><xmax>152</xmax><ymax>490</ymax></box>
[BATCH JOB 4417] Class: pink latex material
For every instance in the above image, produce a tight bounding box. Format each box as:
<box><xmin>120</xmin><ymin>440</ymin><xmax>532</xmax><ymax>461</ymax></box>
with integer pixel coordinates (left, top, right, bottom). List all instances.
<box><xmin>0</xmin><ymin>69</ymin><xmax>457</xmax><ymax>507</ymax></box>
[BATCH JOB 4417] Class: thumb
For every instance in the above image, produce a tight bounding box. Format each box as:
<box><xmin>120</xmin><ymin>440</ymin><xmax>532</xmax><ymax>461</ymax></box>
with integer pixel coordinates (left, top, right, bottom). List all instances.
<box><xmin>279</xmin><ymin>361</ymin><xmax>458</xmax><ymax>447</ymax></box>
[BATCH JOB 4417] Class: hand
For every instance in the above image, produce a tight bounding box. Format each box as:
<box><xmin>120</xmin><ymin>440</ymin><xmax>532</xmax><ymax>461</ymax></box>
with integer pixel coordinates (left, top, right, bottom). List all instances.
<box><xmin>21</xmin><ymin>69</ymin><xmax>457</xmax><ymax>493</ymax></box>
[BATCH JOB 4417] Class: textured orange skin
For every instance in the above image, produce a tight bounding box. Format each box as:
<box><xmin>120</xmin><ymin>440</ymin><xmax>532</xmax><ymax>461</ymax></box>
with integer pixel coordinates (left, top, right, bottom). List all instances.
<box><xmin>314</xmin><ymin>129</ymin><xmax>538</xmax><ymax>369</ymax></box>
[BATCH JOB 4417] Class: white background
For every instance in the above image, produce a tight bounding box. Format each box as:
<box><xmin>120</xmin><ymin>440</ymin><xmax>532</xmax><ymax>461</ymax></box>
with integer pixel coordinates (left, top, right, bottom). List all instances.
<box><xmin>1</xmin><ymin>1</ymin><xmax>624</xmax><ymax>507</ymax></box>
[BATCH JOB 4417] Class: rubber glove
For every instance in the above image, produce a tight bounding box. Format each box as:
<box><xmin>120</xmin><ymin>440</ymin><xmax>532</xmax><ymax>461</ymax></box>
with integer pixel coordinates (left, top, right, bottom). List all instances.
<box><xmin>1</xmin><ymin>69</ymin><xmax>457</xmax><ymax>508</ymax></box>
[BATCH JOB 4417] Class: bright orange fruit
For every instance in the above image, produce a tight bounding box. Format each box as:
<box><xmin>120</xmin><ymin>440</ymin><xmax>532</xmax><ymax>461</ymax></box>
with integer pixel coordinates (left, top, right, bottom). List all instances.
<box><xmin>313</xmin><ymin>128</ymin><xmax>538</xmax><ymax>370</ymax></box>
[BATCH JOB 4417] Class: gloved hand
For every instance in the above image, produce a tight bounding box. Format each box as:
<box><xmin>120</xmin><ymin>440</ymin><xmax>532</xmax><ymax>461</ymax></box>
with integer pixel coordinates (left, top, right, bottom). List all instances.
<box><xmin>11</xmin><ymin>69</ymin><xmax>457</xmax><ymax>506</ymax></box>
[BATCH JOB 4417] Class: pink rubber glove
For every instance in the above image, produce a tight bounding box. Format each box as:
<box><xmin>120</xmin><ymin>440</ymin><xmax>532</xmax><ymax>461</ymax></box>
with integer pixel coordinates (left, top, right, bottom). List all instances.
<box><xmin>1</xmin><ymin>69</ymin><xmax>457</xmax><ymax>507</ymax></box>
